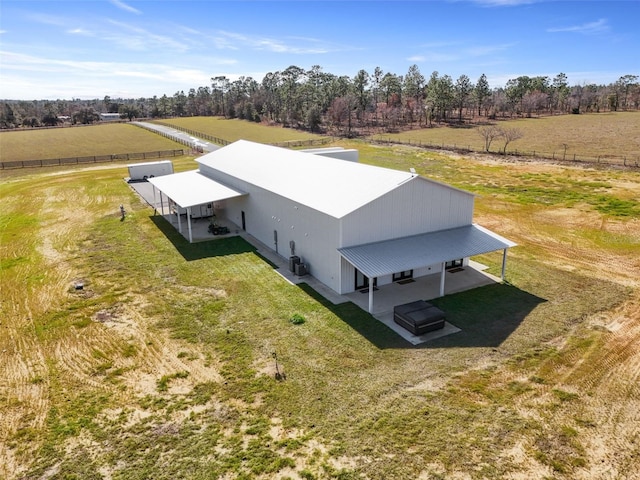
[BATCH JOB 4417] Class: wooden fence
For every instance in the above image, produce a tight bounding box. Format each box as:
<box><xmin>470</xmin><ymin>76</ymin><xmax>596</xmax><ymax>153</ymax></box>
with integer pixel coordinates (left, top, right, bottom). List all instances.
<box><xmin>371</xmin><ymin>138</ymin><xmax>640</xmax><ymax>168</ymax></box>
<box><xmin>0</xmin><ymin>149</ymin><xmax>185</xmax><ymax>170</ymax></box>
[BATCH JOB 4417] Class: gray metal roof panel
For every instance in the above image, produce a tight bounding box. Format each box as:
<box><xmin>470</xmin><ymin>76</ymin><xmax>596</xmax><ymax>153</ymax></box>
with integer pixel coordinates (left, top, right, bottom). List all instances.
<box><xmin>148</xmin><ymin>170</ymin><xmax>246</xmax><ymax>208</ymax></box>
<box><xmin>338</xmin><ymin>224</ymin><xmax>516</xmax><ymax>278</ymax></box>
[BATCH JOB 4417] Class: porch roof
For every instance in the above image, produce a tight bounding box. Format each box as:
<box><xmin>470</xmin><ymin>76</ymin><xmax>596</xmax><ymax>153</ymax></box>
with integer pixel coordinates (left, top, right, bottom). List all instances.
<box><xmin>338</xmin><ymin>224</ymin><xmax>516</xmax><ymax>278</ymax></box>
<box><xmin>148</xmin><ymin>170</ymin><xmax>246</xmax><ymax>208</ymax></box>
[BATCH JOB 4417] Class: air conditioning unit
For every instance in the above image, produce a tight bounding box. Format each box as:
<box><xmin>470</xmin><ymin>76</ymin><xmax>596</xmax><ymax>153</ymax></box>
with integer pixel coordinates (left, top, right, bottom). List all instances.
<box><xmin>289</xmin><ymin>256</ymin><xmax>300</xmax><ymax>272</ymax></box>
<box><xmin>295</xmin><ymin>263</ymin><xmax>308</xmax><ymax>276</ymax></box>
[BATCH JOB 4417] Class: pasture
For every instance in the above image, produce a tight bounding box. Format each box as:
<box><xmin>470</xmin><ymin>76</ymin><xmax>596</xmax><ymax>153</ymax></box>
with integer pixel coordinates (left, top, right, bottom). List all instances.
<box><xmin>0</xmin><ymin>123</ymin><xmax>185</xmax><ymax>163</ymax></box>
<box><xmin>1</xmin><ymin>120</ymin><xmax>639</xmax><ymax>479</ymax></box>
<box><xmin>370</xmin><ymin>111</ymin><xmax>640</xmax><ymax>162</ymax></box>
<box><xmin>152</xmin><ymin>116</ymin><xmax>325</xmax><ymax>144</ymax></box>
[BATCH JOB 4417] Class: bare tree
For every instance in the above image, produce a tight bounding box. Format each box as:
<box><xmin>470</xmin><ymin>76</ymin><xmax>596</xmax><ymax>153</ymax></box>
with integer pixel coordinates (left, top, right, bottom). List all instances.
<box><xmin>478</xmin><ymin>125</ymin><xmax>502</xmax><ymax>152</ymax></box>
<box><xmin>500</xmin><ymin>127</ymin><xmax>524</xmax><ymax>154</ymax></box>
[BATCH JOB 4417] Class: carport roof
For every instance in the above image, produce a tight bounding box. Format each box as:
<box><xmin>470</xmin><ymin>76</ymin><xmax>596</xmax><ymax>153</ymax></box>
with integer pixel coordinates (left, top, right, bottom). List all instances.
<box><xmin>338</xmin><ymin>224</ymin><xmax>516</xmax><ymax>278</ymax></box>
<box><xmin>148</xmin><ymin>170</ymin><xmax>245</xmax><ymax>208</ymax></box>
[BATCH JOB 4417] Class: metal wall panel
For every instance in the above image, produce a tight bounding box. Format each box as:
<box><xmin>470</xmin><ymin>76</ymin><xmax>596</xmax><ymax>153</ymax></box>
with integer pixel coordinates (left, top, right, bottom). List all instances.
<box><xmin>202</xmin><ymin>166</ymin><xmax>343</xmax><ymax>293</ymax></box>
<box><xmin>341</xmin><ymin>177</ymin><xmax>474</xmax><ymax>247</ymax></box>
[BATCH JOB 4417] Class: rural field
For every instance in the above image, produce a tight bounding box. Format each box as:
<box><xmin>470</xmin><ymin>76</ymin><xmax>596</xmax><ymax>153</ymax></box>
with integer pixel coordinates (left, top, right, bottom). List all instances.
<box><xmin>0</xmin><ymin>124</ymin><xmax>187</xmax><ymax>164</ymax></box>
<box><xmin>1</xmin><ymin>118</ymin><xmax>640</xmax><ymax>479</ymax></box>
<box><xmin>370</xmin><ymin>111</ymin><xmax>640</xmax><ymax>164</ymax></box>
<box><xmin>151</xmin><ymin>117</ymin><xmax>325</xmax><ymax>145</ymax></box>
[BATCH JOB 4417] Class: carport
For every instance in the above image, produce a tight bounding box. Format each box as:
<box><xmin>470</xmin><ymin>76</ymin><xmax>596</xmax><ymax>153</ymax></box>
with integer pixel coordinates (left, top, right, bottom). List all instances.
<box><xmin>148</xmin><ymin>170</ymin><xmax>246</xmax><ymax>243</ymax></box>
<box><xmin>338</xmin><ymin>224</ymin><xmax>517</xmax><ymax>313</ymax></box>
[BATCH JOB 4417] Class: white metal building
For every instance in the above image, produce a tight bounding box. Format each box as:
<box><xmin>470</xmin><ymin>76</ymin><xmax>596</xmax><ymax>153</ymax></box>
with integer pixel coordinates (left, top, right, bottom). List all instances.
<box><xmin>149</xmin><ymin>140</ymin><xmax>515</xmax><ymax>312</ymax></box>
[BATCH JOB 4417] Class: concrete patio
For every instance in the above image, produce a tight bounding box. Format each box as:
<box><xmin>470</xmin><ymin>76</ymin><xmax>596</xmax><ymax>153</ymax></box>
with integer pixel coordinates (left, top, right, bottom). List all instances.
<box><xmin>344</xmin><ymin>262</ymin><xmax>499</xmax><ymax>345</ymax></box>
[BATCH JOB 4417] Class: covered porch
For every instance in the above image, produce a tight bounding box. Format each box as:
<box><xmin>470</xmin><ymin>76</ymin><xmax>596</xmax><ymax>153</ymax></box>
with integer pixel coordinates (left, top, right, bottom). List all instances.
<box><xmin>344</xmin><ymin>261</ymin><xmax>501</xmax><ymax>344</ymax></box>
<box><xmin>338</xmin><ymin>224</ymin><xmax>516</xmax><ymax>314</ymax></box>
<box><xmin>148</xmin><ymin>170</ymin><xmax>246</xmax><ymax>243</ymax></box>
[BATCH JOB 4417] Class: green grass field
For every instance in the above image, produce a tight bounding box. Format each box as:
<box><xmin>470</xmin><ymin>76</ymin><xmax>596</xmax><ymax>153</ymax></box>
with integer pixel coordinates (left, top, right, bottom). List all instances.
<box><xmin>1</xmin><ymin>120</ymin><xmax>640</xmax><ymax>479</ymax></box>
<box><xmin>370</xmin><ymin>111</ymin><xmax>640</xmax><ymax>161</ymax></box>
<box><xmin>152</xmin><ymin>116</ymin><xmax>326</xmax><ymax>144</ymax></box>
<box><xmin>0</xmin><ymin>123</ymin><xmax>184</xmax><ymax>163</ymax></box>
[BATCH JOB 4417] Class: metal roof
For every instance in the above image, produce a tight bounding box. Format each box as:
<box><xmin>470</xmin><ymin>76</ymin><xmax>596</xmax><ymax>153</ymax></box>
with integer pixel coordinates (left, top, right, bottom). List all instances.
<box><xmin>197</xmin><ymin>140</ymin><xmax>461</xmax><ymax>218</ymax></box>
<box><xmin>338</xmin><ymin>224</ymin><xmax>517</xmax><ymax>278</ymax></box>
<box><xmin>148</xmin><ymin>170</ymin><xmax>245</xmax><ymax>208</ymax></box>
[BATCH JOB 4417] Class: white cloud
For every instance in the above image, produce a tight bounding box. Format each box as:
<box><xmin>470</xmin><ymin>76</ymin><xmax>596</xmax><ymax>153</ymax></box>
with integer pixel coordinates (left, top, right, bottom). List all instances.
<box><xmin>67</xmin><ymin>28</ymin><xmax>94</xmax><ymax>36</ymax></box>
<box><xmin>109</xmin><ymin>0</ymin><xmax>142</xmax><ymax>15</ymax></box>
<box><xmin>547</xmin><ymin>18</ymin><xmax>610</xmax><ymax>35</ymax></box>
<box><xmin>105</xmin><ymin>20</ymin><xmax>191</xmax><ymax>52</ymax></box>
<box><xmin>27</xmin><ymin>12</ymin><xmax>69</xmax><ymax>27</ymax></box>
<box><xmin>0</xmin><ymin>50</ymin><xmax>229</xmax><ymax>99</ymax></box>
<box><xmin>465</xmin><ymin>43</ymin><xmax>514</xmax><ymax>56</ymax></box>
<box><xmin>214</xmin><ymin>30</ymin><xmax>334</xmax><ymax>55</ymax></box>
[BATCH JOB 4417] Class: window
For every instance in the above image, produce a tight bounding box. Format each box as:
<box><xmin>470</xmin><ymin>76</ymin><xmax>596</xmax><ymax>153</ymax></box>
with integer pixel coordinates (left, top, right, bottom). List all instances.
<box><xmin>393</xmin><ymin>270</ymin><xmax>414</xmax><ymax>281</ymax></box>
<box><xmin>445</xmin><ymin>259</ymin><xmax>463</xmax><ymax>269</ymax></box>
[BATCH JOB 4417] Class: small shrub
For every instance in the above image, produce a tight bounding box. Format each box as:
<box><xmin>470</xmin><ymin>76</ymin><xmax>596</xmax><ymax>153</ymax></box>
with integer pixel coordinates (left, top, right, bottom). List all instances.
<box><xmin>300</xmin><ymin>470</ymin><xmax>316</xmax><ymax>480</ymax></box>
<box><xmin>289</xmin><ymin>313</ymin><xmax>306</xmax><ymax>325</ymax></box>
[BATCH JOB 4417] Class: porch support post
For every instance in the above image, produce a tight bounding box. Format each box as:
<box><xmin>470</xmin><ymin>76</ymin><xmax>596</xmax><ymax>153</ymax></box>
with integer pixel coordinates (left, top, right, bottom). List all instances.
<box><xmin>501</xmin><ymin>248</ymin><xmax>508</xmax><ymax>280</ymax></box>
<box><xmin>152</xmin><ymin>185</ymin><xmax>158</xmax><ymax>215</ymax></box>
<box><xmin>187</xmin><ymin>207</ymin><xmax>193</xmax><ymax>243</ymax></box>
<box><xmin>160</xmin><ymin>191</ymin><xmax>165</xmax><ymax>215</ymax></box>
<box><xmin>177</xmin><ymin>205</ymin><xmax>182</xmax><ymax>233</ymax></box>
<box><xmin>439</xmin><ymin>262</ymin><xmax>446</xmax><ymax>297</ymax></box>
<box><xmin>368</xmin><ymin>276</ymin><xmax>374</xmax><ymax>313</ymax></box>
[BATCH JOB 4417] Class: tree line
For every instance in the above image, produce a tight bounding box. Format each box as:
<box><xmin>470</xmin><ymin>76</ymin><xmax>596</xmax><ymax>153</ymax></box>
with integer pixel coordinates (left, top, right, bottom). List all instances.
<box><xmin>1</xmin><ymin>65</ymin><xmax>638</xmax><ymax>136</ymax></box>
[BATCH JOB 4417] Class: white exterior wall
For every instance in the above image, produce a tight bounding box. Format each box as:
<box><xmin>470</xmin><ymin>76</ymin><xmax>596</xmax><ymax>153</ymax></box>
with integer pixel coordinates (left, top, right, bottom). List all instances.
<box><xmin>338</xmin><ymin>177</ymin><xmax>475</xmax><ymax>294</ymax></box>
<box><xmin>340</xmin><ymin>257</ymin><xmax>356</xmax><ymax>294</ymax></box>
<box><xmin>128</xmin><ymin>160</ymin><xmax>174</xmax><ymax>180</ymax></box>
<box><xmin>200</xmin><ymin>165</ymin><xmax>342</xmax><ymax>293</ymax></box>
<box><xmin>340</xmin><ymin>177</ymin><xmax>474</xmax><ymax>248</ymax></box>
<box><xmin>197</xmin><ymin>163</ymin><xmax>477</xmax><ymax>296</ymax></box>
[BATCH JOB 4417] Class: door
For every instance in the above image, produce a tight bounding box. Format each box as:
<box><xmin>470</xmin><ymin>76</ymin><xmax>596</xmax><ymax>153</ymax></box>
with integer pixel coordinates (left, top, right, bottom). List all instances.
<box><xmin>241</xmin><ymin>211</ymin><xmax>246</xmax><ymax>231</ymax></box>
<box><xmin>355</xmin><ymin>269</ymin><xmax>376</xmax><ymax>291</ymax></box>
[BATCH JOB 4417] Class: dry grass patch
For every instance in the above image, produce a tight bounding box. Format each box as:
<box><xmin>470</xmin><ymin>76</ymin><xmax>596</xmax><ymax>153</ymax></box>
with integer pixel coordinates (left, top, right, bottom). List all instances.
<box><xmin>370</xmin><ymin>111</ymin><xmax>640</xmax><ymax>161</ymax></box>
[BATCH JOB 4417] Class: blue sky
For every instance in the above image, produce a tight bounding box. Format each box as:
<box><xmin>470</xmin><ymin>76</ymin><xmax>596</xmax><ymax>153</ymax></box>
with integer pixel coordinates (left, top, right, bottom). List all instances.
<box><xmin>1</xmin><ymin>0</ymin><xmax>638</xmax><ymax>100</ymax></box>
